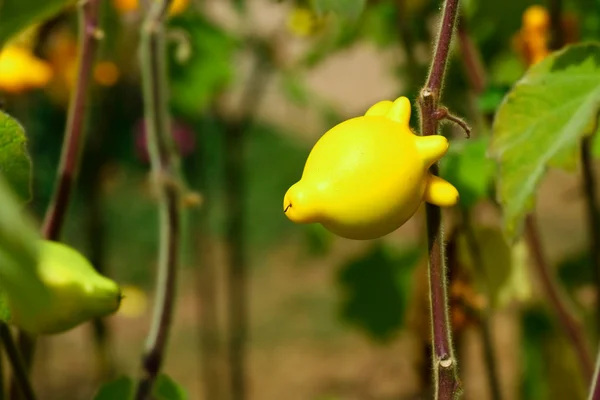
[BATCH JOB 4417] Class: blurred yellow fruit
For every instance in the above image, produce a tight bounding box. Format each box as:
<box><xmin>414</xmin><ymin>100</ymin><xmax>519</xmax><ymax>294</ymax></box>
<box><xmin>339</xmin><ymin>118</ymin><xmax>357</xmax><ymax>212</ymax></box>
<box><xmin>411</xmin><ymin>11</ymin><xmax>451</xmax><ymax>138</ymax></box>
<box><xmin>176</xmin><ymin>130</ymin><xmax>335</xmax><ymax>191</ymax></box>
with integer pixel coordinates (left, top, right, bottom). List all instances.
<box><xmin>94</xmin><ymin>61</ymin><xmax>120</xmax><ymax>86</ymax></box>
<box><xmin>286</xmin><ymin>7</ymin><xmax>325</xmax><ymax>37</ymax></box>
<box><xmin>117</xmin><ymin>285</ymin><xmax>148</xmax><ymax>318</ymax></box>
<box><xmin>522</xmin><ymin>5</ymin><xmax>550</xmax><ymax>33</ymax></box>
<box><xmin>112</xmin><ymin>0</ymin><xmax>189</xmax><ymax>16</ymax></box>
<box><xmin>0</xmin><ymin>45</ymin><xmax>53</xmax><ymax>93</ymax></box>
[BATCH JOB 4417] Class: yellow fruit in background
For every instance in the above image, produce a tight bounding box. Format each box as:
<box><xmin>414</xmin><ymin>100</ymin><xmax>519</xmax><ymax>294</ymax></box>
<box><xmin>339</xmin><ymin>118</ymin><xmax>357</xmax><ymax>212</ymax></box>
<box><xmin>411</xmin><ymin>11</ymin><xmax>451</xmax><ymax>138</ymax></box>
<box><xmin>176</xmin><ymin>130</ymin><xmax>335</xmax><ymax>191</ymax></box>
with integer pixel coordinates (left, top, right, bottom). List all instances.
<box><xmin>286</xmin><ymin>7</ymin><xmax>324</xmax><ymax>37</ymax></box>
<box><xmin>0</xmin><ymin>45</ymin><xmax>53</xmax><ymax>93</ymax></box>
<box><xmin>6</xmin><ymin>241</ymin><xmax>122</xmax><ymax>335</ymax></box>
<box><xmin>94</xmin><ymin>61</ymin><xmax>120</xmax><ymax>86</ymax></box>
<box><xmin>283</xmin><ymin>96</ymin><xmax>458</xmax><ymax>240</ymax></box>
<box><xmin>112</xmin><ymin>0</ymin><xmax>189</xmax><ymax>16</ymax></box>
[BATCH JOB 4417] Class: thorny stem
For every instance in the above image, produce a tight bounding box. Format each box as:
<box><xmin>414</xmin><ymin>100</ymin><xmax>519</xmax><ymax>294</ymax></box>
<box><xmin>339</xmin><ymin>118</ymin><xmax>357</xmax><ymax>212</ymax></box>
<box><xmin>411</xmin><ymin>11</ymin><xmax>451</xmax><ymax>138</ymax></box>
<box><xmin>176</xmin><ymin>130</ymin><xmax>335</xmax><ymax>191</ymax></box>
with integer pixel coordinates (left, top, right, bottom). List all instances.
<box><xmin>11</xmin><ymin>0</ymin><xmax>103</xmax><ymax>396</ymax></box>
<box><xmin>417</xmin><ymin>0</ymin><xmax>462</xmax><ymax>398</ymax></box>
<box><xmin>135</xmin><ymin>0</ymin><xmax>182</xmax><ymax>398</ymax></box>
<box><xmin>0</xmin><ymin>324</ymin><xmax>35</xmax><ymax>400</ymax></box>
<box><xmin>225</xmin><ymin>43</ymin><xmax>272</xmax><ymax>400</ymax></box>
<box><xmin>525</xmin><ymin>215</ymin><xmax>594</xmax><ymax>382</ymax></box>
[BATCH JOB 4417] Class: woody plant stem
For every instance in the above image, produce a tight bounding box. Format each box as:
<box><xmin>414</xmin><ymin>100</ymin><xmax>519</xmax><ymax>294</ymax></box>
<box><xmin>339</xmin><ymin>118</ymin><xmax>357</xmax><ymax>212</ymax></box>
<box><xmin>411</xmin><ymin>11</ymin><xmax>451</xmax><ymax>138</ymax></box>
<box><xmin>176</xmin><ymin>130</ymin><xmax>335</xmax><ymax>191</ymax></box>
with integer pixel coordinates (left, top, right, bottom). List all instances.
<box><xmin>417</xmin><ymin>0</ymin><xmax>463</xmax><ymax>399</ymax></box>
<box><xmin>135</xmin><ymin>0</ymin><xmax>183</xmax><ymax>399</ymax></box>
<box><xmin>11</xmin><ymin>0</ymin><xmax>103</xmax><ymax>398</ymax></box>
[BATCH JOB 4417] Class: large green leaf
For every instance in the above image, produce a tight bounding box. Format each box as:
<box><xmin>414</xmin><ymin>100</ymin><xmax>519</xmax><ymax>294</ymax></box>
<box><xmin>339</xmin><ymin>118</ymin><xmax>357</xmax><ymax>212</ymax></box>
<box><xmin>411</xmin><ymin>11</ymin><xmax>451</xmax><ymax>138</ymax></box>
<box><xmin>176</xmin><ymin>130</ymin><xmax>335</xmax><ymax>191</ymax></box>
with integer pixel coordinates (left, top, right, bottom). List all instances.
<box><xmin>167</xmin><ymin>14</ymin><xmax>237</xmax><ymax>117</ymax></box>
<box><xmin>0</xmin><ymin>111</ymin><xmax>32</xmax><ymax>203</ymax></box>
<box><xmin>93</xmin><ymin>376</ymin><xmax>133</xmax><ymax>400</ymax></box>
<box><xmin>154</xmin><ymin>374</ymin><xmax>188</xmax><ymax>400</ymax></box>
<box><xmin>336</xmin><ymin>243</ymin><xmax>423</xmax><ymax>342</ymax></box>
<box><xmin>440</xmin><ymin>136</ymin><xmax>496</xmax><ymax>209</ymax></box>
<box><xmin>0</xmin><ymin>0</ymin><xmax>74</xmax><ymax>48</ymax></box>
<box><xmin>490</xmin><ymin>43</ymin><xmax>600</xmax><ymax>240</ymax></box>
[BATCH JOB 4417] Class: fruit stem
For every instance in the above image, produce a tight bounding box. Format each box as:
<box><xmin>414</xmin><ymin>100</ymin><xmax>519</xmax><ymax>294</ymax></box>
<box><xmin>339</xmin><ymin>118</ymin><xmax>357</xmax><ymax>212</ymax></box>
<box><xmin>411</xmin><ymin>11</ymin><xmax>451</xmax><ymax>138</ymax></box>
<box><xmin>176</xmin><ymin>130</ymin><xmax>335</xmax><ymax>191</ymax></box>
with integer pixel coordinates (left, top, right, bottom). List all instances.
<box><xmin>525</xmin><ymin>215</ymin><xmax>594</xmax><ymax>382</ymax></box>
<box><xmin>0</xmin><ymin>324</ymin><xmax>35</xmax><ymax>400</ymax></box>
<box><xmin>417</xmin><ymin>0</ymin><xmax>462</xmax><ymax>398</ymax></box>
<box><xmin>134</xmin><ymin>0</ymin><xmax>183</xmax><ymax>399</ymax></box>
<box><xmin>11</xmin><ymin>0</ymin><xmax>103</xmax><ymax>395</ymax></box>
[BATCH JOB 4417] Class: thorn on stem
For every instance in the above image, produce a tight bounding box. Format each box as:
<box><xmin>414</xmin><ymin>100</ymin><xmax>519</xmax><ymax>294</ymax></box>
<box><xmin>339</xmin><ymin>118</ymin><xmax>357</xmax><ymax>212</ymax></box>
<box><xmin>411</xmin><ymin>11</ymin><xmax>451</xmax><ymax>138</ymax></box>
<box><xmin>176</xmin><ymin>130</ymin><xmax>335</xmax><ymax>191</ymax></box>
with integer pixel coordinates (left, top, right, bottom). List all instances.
<box><xmin>434</xmin><ymin>107</ymin><xmax>471</xmax><ymax>138</ymax></box>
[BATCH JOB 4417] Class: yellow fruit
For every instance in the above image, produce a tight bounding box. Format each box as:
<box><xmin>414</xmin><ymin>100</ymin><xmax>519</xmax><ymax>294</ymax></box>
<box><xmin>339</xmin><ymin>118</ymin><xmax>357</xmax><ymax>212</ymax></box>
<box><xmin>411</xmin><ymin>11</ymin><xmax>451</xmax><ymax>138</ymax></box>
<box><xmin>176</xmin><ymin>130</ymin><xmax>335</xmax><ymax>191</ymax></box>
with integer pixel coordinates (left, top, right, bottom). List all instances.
<box><xmin>0</xmin><ymin>45</ymin><xmax>53</xmax><ymax>93</ymax></box>
<box><xmin>286</xmin><ymin>7</ymin><xmax>324</xmax><ymax>37</ymax></box>
<box><xmin>283</xmin><ymin>96</ymin><xmax>459</xmax><ymax>240</ymax></box>
<box><xmin>6</xmin><ymin>241</ymin><xmax>121</xmax><ymax>335</ymax></box>
<box><xmin>94</xmin><ymin>61</ymin><xmax>120</xmax><ymax>86</ymax></box>
<box><xmin>112</xmin><ymin>0</ymin><xmax>189</xmax><ymax>15</ymax></box>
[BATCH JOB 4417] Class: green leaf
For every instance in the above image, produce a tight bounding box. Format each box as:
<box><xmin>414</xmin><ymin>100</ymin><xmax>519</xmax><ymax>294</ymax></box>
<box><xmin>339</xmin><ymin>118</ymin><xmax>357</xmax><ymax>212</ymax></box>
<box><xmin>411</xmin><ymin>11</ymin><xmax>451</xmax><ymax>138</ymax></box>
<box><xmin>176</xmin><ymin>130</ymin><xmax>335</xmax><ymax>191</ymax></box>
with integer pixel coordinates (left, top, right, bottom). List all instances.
<box><xmin>336</xmin><ymin>243</ymin><xmax>423</xmax><ymax>342</ymax></box>
<box><xmin>280</xmin><ymin>72</ymin><xmax>310</xmax><ymax>106</ymax></box>
<box><xmin>153</xmin><ymin>374</ymin><xmax>188</xmax><ymax>400</ymax></box>
<box><xmin>310</xmin><ymin>0</ymin><xmax>366</xmax><ymax>20</ymax></box>
<box><xmin>0</xmin><ymin>0</ymin><xmax>74</xmax><ymax>48</ymax></box>
<box><xmin>0</xmin><ymin>111</ymin><xmax>32</xmax><ymax>203</ymax></box>
<box><xmin>455</xmin><ymin>225</ymin><xmax>532</xmax><ymax>309</ymax></box>
<box><xmin>440</xmin><ymin>136</ymin><xmax>496</xmax><ymax>209</ymax></box>
<box><xmin>93</xmin><ymin>376</ymin><xmax>134</xmax><ymax>400</ymax></box>
<box><xmin>167</xmin><ymin>14</ymin><xmax>237</xmax><ymax>117</ymax></box>
<box><xmin>490</xmin><ymin>43</ymin><xmax>600</xmax><ymax>240</ymax></box>
<box><xmin>303</xmin><ymin>224</ymin><xmax>334</xmax><ymax>257</ymax></box>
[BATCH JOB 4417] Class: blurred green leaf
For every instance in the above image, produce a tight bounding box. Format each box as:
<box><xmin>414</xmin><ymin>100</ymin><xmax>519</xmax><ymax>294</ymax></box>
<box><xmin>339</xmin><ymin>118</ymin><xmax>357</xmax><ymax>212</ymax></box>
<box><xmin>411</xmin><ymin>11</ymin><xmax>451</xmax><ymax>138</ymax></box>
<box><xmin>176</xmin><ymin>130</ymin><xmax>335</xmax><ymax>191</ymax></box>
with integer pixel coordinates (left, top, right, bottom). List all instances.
<box><xmin>456</xmin><ymin>225</ymin><xmax>532</xmax><ymax>309</ymax></box>
<box><xmin>281</xmin><ymin>72</ymin><xmax>311</xmax><ymax>106</ymax></box>
<box><xmin>0</xmin><ymin>111</ymin><xmax>32</xmax><ymax>203</ymax></box>
<box><xmin>441</xmin><ymin>136</ymin><xmax>496</xmax><ymax>209</ymax></box>
<box><xmin>476</xmin><ymin>85</ymin><xmax>511</xmax><ymax>114</ymax></box>
<box><xmin>489</xmin><ymin>51</ymin><xmax>526</xmax><ymax>86</ymax></box>
<box><xmin>557</xmin><ymin>251</ymin><xmax>594</xmax><ymax>291</ymax></box>
<box><xmin>303</xmin><ymin>224</ymin><xmax>334</xmax><ymax>256</ymax></box>
<box><xmin>336</xmin><ymin>243</ymin><xmax>423</xmax><ymax>342</ymax></box>
<box><xmin>167</xmin><ymin>14</ymin><xmax>237</xmax><ymax>117</ymax></box>
<box><xmin>310</xmin><ymin>0</ymin><xmax>366</xmax><ymax>20</ymax></box>
<box><xmin>360</xmin><ymin>0</ymin><xmax>397</xmax><ymax>48</ymax></box>
<box><xmin>490</xmin><ymin>43</ymin><xmax>600</xmax><ymax>240</ymax></box>
<box><xmin>0</xmin><ymin>0</ymin><xmax>73</xmax><ymax>48</ymax></box>
<box><xmin>93</xmin><ymin>376</ymin><xmax>134</xmax><ymax>400</ymax></box>
<box><xmin>153</xmin><ymin>374</ymin><xmax>188</xmax><ymax>400</ymax></box>
<box><xmin>520</xmin><ymin>306</ymin><xmax>587</xmax><ymax>400</ymax></box>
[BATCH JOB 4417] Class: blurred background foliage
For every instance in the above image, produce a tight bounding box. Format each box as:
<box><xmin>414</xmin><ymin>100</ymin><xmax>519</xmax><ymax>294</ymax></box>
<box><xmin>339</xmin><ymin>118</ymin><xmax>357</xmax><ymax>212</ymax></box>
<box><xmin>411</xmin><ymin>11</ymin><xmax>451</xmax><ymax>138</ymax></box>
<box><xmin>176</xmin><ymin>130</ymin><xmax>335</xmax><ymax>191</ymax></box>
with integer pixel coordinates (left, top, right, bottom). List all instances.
<box><xmin>1</xmin><ymin>0</ymin><xmax>600</xmax><ymax>399</ymax></box>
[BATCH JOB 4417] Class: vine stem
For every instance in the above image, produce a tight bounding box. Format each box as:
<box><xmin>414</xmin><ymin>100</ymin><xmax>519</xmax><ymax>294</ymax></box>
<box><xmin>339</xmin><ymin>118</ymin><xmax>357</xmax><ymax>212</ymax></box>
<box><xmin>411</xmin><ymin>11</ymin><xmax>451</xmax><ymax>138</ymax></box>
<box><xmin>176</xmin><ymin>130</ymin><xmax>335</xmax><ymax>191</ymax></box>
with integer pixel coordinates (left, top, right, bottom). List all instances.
<box><xmin>0</xmin><ymin>324</ymin><xmax>35</xmax><ymax>400</ymax></box>
<box><xmin>11</xmin><ymin>0</ymin><xmax>103</xmax><ymax>397</ymax></box>
<box><xmin>417</xmin><ymin>0</ymin><xmax>462</xmax><ymax>398</ymax></box>
<box><xmin>224</xmin><ymin>42</ymin><xmax>272</xmax><ymax>400</ymax></box>
<box><xmin>134</xmin><ymin>0</ymin><xmax>182</xmax><ymax>398</ymax></box>
<box><xmin>524</xmin><ymin>215</ymin><xmax>594</xmax><ymax>381</ymax></box>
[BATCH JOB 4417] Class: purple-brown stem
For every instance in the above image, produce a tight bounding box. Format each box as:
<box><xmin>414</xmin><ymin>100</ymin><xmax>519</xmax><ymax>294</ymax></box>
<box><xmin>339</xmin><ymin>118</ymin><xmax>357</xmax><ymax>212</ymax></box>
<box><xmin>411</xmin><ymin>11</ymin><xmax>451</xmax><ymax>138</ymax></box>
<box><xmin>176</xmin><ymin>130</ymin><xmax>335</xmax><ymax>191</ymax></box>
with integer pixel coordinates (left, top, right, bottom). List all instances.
<box><xmin>134</xmin><ymin>0</ymin><xmax>182</xmax><ymax>398</ymax></box>
<box><xmin>525</xmin><ymin>215</ymin><xmax>594</xmax><ymax>382</ymax></box>
<box><xmin>417</xmin><ymin>0</ymin><xmax>462</xmax><ymax>398</ymax></box>
<box><xmin>11</xmin><ymin>1</ymin><xmax>103</xmax><ymax>397</ymax></box>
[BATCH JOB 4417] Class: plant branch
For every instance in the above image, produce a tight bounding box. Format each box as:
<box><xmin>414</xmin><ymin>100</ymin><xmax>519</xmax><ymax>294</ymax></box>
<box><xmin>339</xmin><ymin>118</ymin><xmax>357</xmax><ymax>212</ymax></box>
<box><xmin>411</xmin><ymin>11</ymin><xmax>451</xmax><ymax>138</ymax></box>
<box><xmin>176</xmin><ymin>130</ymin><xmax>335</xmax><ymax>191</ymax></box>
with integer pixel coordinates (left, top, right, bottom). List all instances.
<box><xmin>525</xmin><ymin>214</ymin><xmax>594</xmax><ymax>382</ymax></box>
<box><xmin>417</xmin><ymin>0</ymin><xmax>462</xmax><ymax>398</ymax></box>
<box><xmin>581</xmin><ymin>129</ymin><xmax>600</xmax><ymax>339</ymax></box>
<box><xmin>589</xmin><ymin>346</ymin><xmax>600</xmax><ymax>400</ymax></box>
<box><xmin>0</xmin><ymin>324</ymin><xmax>35</xmax><ymax>400</ymax></box>
<box><xmin>224</xmin><ymin>41</ymin><xmax>272</xmax><ymax>400</ymax></box>
<box><xmin>11</xmin><ymin>0</ymin><xmax>103</xmax><ymax>396</ymax></box>
<box><xmin>135</xmin><ymin>0</ymin><xmax>182</xmax><ymax>398</ymax></box>
<box><xmin>461</xmin><ymin>213</ymin><xmax>502</xmax><ymax>400</ymax></box>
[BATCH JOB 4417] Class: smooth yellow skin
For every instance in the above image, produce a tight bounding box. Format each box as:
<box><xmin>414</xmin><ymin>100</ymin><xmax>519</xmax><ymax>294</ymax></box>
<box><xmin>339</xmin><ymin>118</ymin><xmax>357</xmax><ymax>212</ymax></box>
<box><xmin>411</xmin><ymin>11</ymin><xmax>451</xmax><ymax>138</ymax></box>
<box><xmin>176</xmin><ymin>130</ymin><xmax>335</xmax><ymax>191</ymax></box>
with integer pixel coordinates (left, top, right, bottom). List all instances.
<box><xmin>283</xmin><ymin>96</ymin><xmax>459</xmax><ymax>240</ymax></box>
